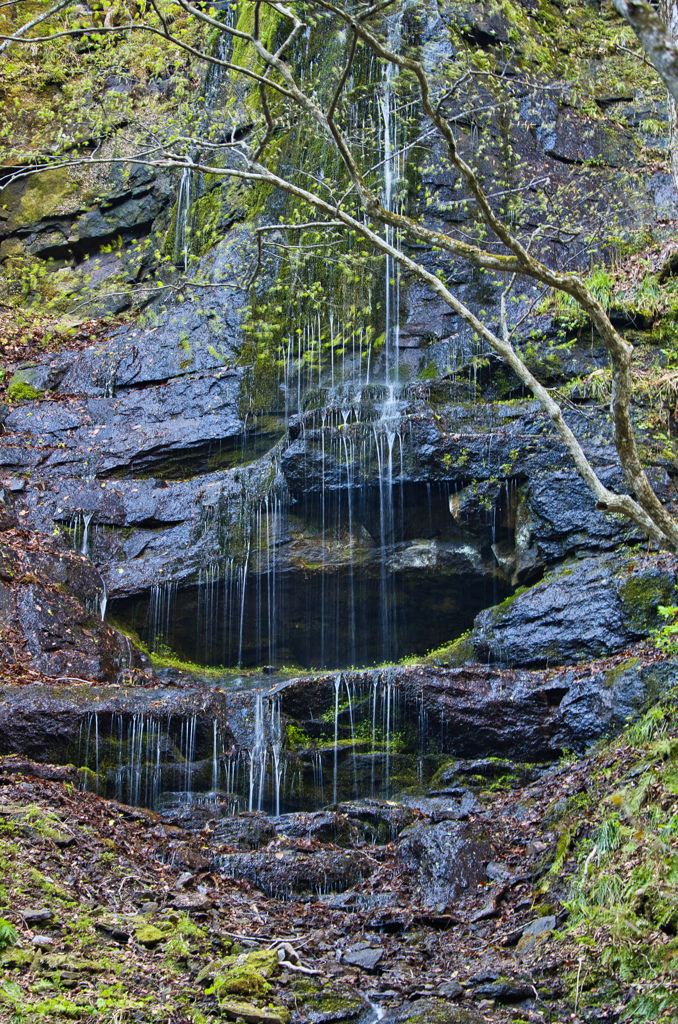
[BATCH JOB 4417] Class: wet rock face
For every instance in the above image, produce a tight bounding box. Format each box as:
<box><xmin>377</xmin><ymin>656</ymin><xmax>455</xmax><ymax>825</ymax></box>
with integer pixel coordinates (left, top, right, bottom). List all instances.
<box><xmin>0</xmin><ymin>517</ymin><xmax>149</xmax><ymax>680</ymax></box>
<box><xmin>16</xmin><ymin>582</ymin><xmax>138</xmax><ymax>681</ymax></box>
<box><xmin>424</xmin><ymin>656</ymin><xmax>678</xmax><ymax>756</ymax></box>
<box><xmin>429</xmin><ymin>758</ymin><xmax>544</xmax><ymax>793</ymax></box>
<box><xmin>216</xmin><ymin>847</ymin><xmax>376</xmax><ymax>899</ymax></box>
<box><xmin>282</xmin><ymin>646</ymin><xmax>678</xmax><ymax>768</ymax></box>
<box><xmin>398</xmin><ymin>820</ymin><xmax>492</xmax><ymax>908</ymax></box>
<box><xmin>393</xmin><ymin>1002</ymin><xmax>485</xmax><ymax>1024</ymax></box>
<box><xmin>0</xmin><ymin>164</ymin><xmax>171</xmax><ymax>299</ymax></box>
<box><xmin>0</xmin><ymin>682</ymin><xmax>235</xmax><ymax>768</ymax></box>
<box><xmin>2</xmin><ymin>329</ymin><xmax>676</xmax><ymax>669</ymax></box>
<box><xmin>3</xmin><ymin>367</ymin><xmax>245</xmax><ymax>479</ymax></box>
<box><xmin>472</xmin><ymin>552</ymin><xmax>676</xmax><ymax>668</ymax></box>
<box><xmin>211</xmin><ymin>812</ymin><xmax>278</xmax><ymax>851</ymax></box>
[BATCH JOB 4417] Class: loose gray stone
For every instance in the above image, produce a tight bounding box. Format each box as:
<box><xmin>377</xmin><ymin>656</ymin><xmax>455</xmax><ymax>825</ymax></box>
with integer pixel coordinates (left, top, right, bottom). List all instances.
<box><xmin>342</xmin><ymin>946</ymin><xmax>383</xmax><ymax>971</ymax></box>
<box><xmin>21</xmin><ymin>909</ymin><xmax>53</xmax><ymax>925</ymax></box>
<box><xmin>437</xmin><ymin>980</ymin><xmax>463</xmax><ymax>998</ymax></box>
<box><xmin>522</xmin><ymin>915</ymin><xmax>556</xmax><ymax>937</ymax></box>
<box><xmin>486</xmin><ymin>861</ymin><xmax>511</xmax><ymax>882</ymax></box>
<box><xmin>139</xmin><ymin>902</ymin><xmax>159</xmax><ymax>915</ymax></box>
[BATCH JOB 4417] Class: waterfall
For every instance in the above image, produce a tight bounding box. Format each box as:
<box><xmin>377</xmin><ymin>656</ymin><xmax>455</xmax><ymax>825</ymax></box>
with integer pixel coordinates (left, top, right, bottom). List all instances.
<box><xmin>384</xmin><ymin>678</ymin><xmax>392</xmax><ymax>798</ymax></box>
<box><xmin>371</xmin><ymin>677</ymin><xmax>378</xmax><ymax>795</ymax></box>
<box><xmin>271</xmin><ymin>696</ymin><xmax>283</xmax><ymax>817</ymax></box>
<box><xmin>66</xmin><ymin>672</ymin><xmax>465</xmax><ymax>817</ymax></box>
<box><xmin>212</xmin><ymin>720</ymin><xmax>219</xmax><ymax>793</ymax></box>
<box><xmin>77</xmin><ymin>713</ymin><xmax>204</xmax><ymax>810</ymax></box>
<box><xmin>374</xmin><ymin>385</ymin><xmax>403</xmax><ymax>660</ymax></box>
<box><xmin>175</xmin><ymin>168</ymin><xmax>191</xmax><ymax>272</ymax></box>
<box><xmin>333</xmin><ymin>673</ymin><xmax>341</xmax><ymax>806</ymax></box>
<box><xmin>185</xmin><ymin>714</ymin><xmax>197</xmax><ymax>795</ymax></box>
<box><xmin>244</xmin><ymin>692</ymin><xmax>287</xmax><ymax>814</ymax></box>
<box><xmin>238</xmin><ymin>542</ymin><xmax>251</xmax><ymax>668</ymax></box>
<box><xmin>81</xmin><ymin>511</ymin><xmax>94</xmax><ymax>556</ymax></box>
<box><xmin>94</xmin><ymin>712</ymin><xmax>99</xmax><ymax>794</ymax></box>
<box><xmin>380</xmin><ymin>8</ymin><xmax>404</xmax><ymax>382</ymax></box>
<box><xmin>248</xmin><ymin>692</ymin><xmax>267</xmax><ymax>812</ymax></box>
<box><xmin>148</xmin><ymin>581</ymin><xmax>177</xmax><ymax>654</ymax></box>
<box><xmin>344</xmin><ymin>678</ymin><xmax>359</xmax><ymax>800</ymax></box>
<box><xmin>79</xmin><ymin>713</ymin><xmax>101</xmax><ymax>794</ymax></box>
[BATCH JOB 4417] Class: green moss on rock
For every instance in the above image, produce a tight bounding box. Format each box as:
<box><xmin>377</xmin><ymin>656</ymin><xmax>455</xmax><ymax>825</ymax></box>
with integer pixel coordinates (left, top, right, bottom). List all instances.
<box><xmin>619</xmin><ymin>574</ymin><xmax>675</xmax><ymax>633</ymax></box>
<box><xmin>395</xmin><ymin>997</ymin><xmax>480</xmax><ymax>1023</ymax></box>
<box><xmin>603</xmin><ymin>657</ymin><xmax>640</xmax><ymax>689</ymax></box>
<box><xmin>17</xmin><ymin>169</ymin><xmax>80</xmax><ymax>228</ymax></box>
<box><xmin>210</xmin><ymin>966</ymin><xmax>270</xmax><ymax>999</ymax></box>
<box><xmin>6</xmin><ymin>380</ymin><xmax>42</xmax><ymax>403</ymax></box>
<box><xmin>135</xmin><ymin>924</ymin><xmax>166</xmax><ymax>948</ymax></box>
<box><xmin>206</xmin><ymin>948</ymin><xmax>280</xmax><ymax>1001</ymax></box>
<box><xmin>216</xmin><ymin>1000</ymin><xmax>290</xmax><ymax>1024</ymax></box>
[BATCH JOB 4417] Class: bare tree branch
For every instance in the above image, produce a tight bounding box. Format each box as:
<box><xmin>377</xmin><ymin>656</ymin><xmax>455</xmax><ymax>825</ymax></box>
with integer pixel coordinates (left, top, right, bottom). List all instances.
<box><xmin>255</xmin><ymin>221</ymin><xmax>344</xmax><ymax>231</ymax></box>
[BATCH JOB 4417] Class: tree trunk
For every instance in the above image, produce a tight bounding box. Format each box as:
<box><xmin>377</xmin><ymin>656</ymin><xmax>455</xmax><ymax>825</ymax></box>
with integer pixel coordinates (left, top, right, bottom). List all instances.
<box><xmin>661</xmin><ymin>0</ymin><xmax>678</xmax><ymax>191</ymax></box>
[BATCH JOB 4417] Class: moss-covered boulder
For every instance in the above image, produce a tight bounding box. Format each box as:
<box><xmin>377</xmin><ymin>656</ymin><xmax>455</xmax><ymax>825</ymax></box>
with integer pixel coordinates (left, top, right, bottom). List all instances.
<box><xmin>286</xmin><ymin>977</ymin><xmax>367</xmax><ymax>1022</ymax></box>
<box><xmin>217</xmin><ymin>1000</ymin><xmax>290</xmax><ymax>1024</ymax></box>
<box><xmin>472</xmin><ymin>552</ymin><xmax>676</xmax><ymax>668</ymax></box>
<box><xmin>135</xmin><ymin>924</ymin><xmax>166</xmax><ymax>948</ymax></box>
<box><xmin>394</xmin><ymin>1000</ymin><xmax>484</xmax><ymax>1024</ymax></box>
<box><xmin>206</xmin><ymin>948</ymin><xmax>280</xmax><ymax>1000</ymax></box>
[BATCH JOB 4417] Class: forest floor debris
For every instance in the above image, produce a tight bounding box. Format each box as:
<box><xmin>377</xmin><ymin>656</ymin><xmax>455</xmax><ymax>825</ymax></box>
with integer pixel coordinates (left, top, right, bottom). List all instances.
<box><xmin>1</xmin><ymin>687</ymin><xmax>678</xmax><ymax>1022</ymax></box>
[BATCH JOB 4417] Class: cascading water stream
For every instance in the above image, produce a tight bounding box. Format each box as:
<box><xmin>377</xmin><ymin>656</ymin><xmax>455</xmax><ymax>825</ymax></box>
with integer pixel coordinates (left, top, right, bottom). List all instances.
<box><xmin>344</xmin><ymin>677</ymin><xmax>359</xmax><ymax>800</ymax></box>
<box><xmin>212</xmin><ymin>720</ymin><xmax>219</xmax><ymax>793</ymax></box>
<box><xmin>384</xmin><ymin>679</ymin><xmax>392</xmax><ymax>798</ymax></box>
<box><xmin>380</xmin><ymin>8</ymin><xmax>404</xmax><ymax>383</ymax></box>
<box><xmin>249</xmin><ymin>692</ymin><xmax>266</xmax><ymax>812</ymax></box>
<box><xmin>270</xmin><ymin>696</ymin><xmax>283</xmax><ymax>817</ymax></box>
<box><xmin>333</xmin><ymin>673</ymin><xmax>341</xmax><ymax>806</ymax></box>
<box><xmin>81</xmin><ymin>511</ymin><xmax>94</xmax><ymax>557</ymax></box>
<box><xmin>175</xmin><ymin>167</ymin><xmax>191</xmax><ymax>272</ymax></box>
<box><xmin>66</xmin><ymin>670</ymin><xmax>479</xmax><ymax>821</ymax></box>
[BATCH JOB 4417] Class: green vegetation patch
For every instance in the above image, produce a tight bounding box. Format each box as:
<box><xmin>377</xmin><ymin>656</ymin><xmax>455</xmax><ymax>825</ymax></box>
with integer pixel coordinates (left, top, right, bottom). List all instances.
<box><xmin>549</xmin><ymin>689</ymin><xmax>678</xmax><ymax>1020</ymax></box>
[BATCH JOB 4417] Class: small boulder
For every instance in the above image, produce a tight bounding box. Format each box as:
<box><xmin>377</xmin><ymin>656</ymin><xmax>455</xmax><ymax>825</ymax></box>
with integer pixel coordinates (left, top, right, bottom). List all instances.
<box><xmin>21</xmin><ymin>909</ymin><xmax>53</xmax><ymax>926</ymax></box>
<box><xmin>398</xmin><ymin>820</ymin><xmax>492</xmax><ymax>907</ymax></box>
<box><xmin>395</xmin><ymin>998</ymin><xmax>485</xmax><ymax>1022</ymax></box>
<box><xmin>522</xmin><ymin>915</ymin><xmax>556</xmax><ymax>937</ymax></box>
<box><xmin>342</xmin><ymin>945</ymin><xmax>383</xmax><ymax>971</ymax></box>
<box><xmin>206</xmin><ymin>949</ymin><xmax>280</xmax><ymax>1001</ymax></box>
<box><xmin>217</xmin><ymin>1000</ymin><xmax>290</xmax><ymax>1024</ymax></box>
<box><xmin>516</xmin><ymin>915</ymin><xmax>557</xmax><ymax>955</ymax></box>
<box><xmin>171</xmin><ymin>892</ymin><xmax>212</xmax><ymax>912</ymax></box>
<box><xmin>436</xmin><ymin>980</ymin><xmax>463</xmax><ymax>999</ymax></box>
<box><xmin>135</xmin><ymin>924</ymin><xmax>166</xmax><ymax>948</ymax></box>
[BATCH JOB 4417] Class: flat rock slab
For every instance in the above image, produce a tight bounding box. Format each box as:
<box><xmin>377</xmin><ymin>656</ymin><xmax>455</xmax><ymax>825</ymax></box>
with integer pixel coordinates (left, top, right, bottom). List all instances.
<box><xmin>393</xmin><ymin>999</ymin><xmax>486</xmax><ymax>1023</ymax></box>
<box><xmin>219</xmin><ymin>1000</ymin><xmax>289</xmax><ymax>1024</ymax></box>
<box><xmin>216</xmin><ymin>848</ymin><xmax>376</xmax><ymax>899</ymax></box>
<box><xmin>342</xmin><ymin>946</ymin><xmax>383</xmax><ymax>970</ymax></box>
<box><xmin>21</xmin><ymin>909</ymin><xmax>53</xmax><ymax>925</ymax></box>
<box><xmin>171</xmin><ymin>892</ymin><xmax>212</xmax><ymax>912</ymax></box>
